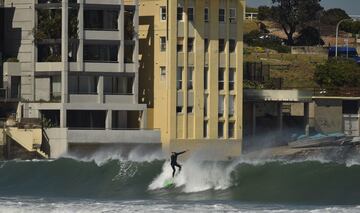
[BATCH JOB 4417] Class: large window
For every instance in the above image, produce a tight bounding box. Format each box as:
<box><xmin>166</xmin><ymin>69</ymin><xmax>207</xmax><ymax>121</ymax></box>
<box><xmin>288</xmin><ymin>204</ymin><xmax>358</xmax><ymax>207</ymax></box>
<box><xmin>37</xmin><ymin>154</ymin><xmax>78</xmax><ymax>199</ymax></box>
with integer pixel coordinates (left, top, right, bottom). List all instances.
<box><xmin>188</xmin><ymin>67</ymin><xmax>194</xmax><ymax>90</ymax></box>
<box><xmin>104</xmin><ymin>76</ymin><xmax>134</xmax><ymax>95</ymax></box>
<box><xmin>188</xmin><ymin>8</ymin><xmax>194</xmax><ymax>21</ymax></box>
<box><xmin>84</xmin><ymin>45</ymin><xmax>118</xmax><ymax>62</ymax></box>
<box><xmin>177</xmin><ymin>67</ymin><xmax>183</xmax><ymax>90</ymax></box>
<box><xmin>84</xmin><ymin>10</ymin><xmax>119</xmax><ymax>30</ymax></box>
<box><xmin>160</xmin><ymin>6</ymin><xmax>167</xmax><ymax>21</ymax></box>
<box><xmin>219</xmin><ymin>9</ymin><xmax>225</xmax><ymax>22</ymax></box>
<box><xmin>177</xmin><ymin>7</ymin><xmax>183</xmax><ymax>21</ymax></box>
<box><xmin>219</xmin><ymin>68</ymin><xmax>225</xmax><ymax>91</ymax></box>
<box><xmin>69</xmin><ymin>75</ymin><xmax>98</xmax><ymax>94</ymax></box>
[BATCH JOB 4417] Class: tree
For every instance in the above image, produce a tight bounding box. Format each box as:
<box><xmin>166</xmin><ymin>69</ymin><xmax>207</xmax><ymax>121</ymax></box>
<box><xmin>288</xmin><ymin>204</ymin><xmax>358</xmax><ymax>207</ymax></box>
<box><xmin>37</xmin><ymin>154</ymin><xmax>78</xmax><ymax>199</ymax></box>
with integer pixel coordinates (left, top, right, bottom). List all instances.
<box><xmin>270</xmin><ymin>0</ymin><xmax>323</xmax><ymax>45</ymax></box>
<box><xmin>295</xmin><ymin>26</ymin><xmax>324</xmax><ymax>46</ymax></box>
<box><xmin>321</xmin><ymin>8</ymin><xmax>350</xmax><ymax>25</ymax></box>
<box><xmin>315</xmin><ymin>59</ymin><xmax>360</xmax><ymax>88</ymax></box>
<box><xmin>341</xmin><ymin>21</ymin><xmax>360</xmax><ymax>35</ymax></box>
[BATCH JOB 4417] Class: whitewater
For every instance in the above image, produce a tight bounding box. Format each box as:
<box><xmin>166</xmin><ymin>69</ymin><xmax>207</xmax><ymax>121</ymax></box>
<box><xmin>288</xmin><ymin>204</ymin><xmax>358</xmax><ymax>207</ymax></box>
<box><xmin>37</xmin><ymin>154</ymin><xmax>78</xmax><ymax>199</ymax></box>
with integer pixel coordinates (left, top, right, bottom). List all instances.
<box><xmin>2</xmin><ymin>147</ymin><xmax>360</xmax><ymax>212</ymax></box>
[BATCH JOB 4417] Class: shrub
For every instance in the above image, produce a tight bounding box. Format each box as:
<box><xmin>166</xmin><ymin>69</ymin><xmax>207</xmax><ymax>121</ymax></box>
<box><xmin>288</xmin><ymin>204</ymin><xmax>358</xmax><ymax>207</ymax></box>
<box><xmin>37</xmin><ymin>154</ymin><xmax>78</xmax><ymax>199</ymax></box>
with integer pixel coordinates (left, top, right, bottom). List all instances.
<box><xmin>315</xmin><ymin>59</ymin><xmax>360</xmax><ymax>88</ymax></box>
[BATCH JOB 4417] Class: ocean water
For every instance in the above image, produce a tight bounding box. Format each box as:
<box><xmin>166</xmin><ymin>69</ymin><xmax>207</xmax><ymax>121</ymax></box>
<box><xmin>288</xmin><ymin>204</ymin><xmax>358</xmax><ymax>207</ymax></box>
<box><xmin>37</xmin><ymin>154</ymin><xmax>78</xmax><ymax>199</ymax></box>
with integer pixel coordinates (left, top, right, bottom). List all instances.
<box><xmin>2</xmin><ymin>148</ymin><xmax>360</xmax><ymax>212</ymax></box>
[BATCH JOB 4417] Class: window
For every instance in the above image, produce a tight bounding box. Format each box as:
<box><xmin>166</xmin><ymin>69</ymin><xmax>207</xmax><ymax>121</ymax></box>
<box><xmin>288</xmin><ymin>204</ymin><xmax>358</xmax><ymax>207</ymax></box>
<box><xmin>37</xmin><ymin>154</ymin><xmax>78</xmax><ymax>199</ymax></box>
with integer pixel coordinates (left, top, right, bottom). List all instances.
<box><xmin>160</xmin><ymin>36</ymin><xmax>166</xmax><ymax>51</ymax></box>
<box><xmin>204</xmin><ymin>94</ymin><xmax>208</xmax><ymax>117</ymax></box>
<box><xmin>160</xmin><ymin>6</ymin><xmax>167</xmax><ymax>21</ymax></box>
<box><xmin>188</xmin><ymin>38</ymin><xmax>194</xmax><ymax>52</ymax></box>
<box><xmin>204</xmin><ymin>38</ymin><xmax>209</xmax><ymax>52</ymax></box>
<box><xmin>176</xmin><ymin>106</ymin><xmax>183</xmax><ymax>113</ymax></box>
<box><xmin>204</xmin><ymin>67</ymin><xmax>209</xmax><ymax>90</ymax></box>
<box><xmin>229</xmin><ymin>39</ymin><xmax>236</xmax><ymax>52</ymax></box>
<box><xmin>219</xmin><ymin>68</ymin><xmax>225</xmax><ymax>91</ymax></box>
<box><xmin>84</xmin><ymin>45</ymin><xmax>118</xmax><ymax>62</ymax></box>
<box><xmin>229</xmin><ymin>68</ymin><xmax>235</xmax><ymax>91</ymax></box>
<box><xmin>219</xmin><ymin>39</ymin><xmax>225</xmax><ymax>52</ymax></box>
<box><xmin>104</xmin><ymin>76</ymin><xmax>133</xmax><ymax>95</ymax></box>
<box><xmin>177</xmin><ymin>7</ymin><xmax>183</xmax><ymax>21</ymax></box>
<box><xmin>218</xmin><ymin>122</ymin><xmax>224</xmax><ymax>138</ymax></box>
<box><xmin>160</xmin><ymin>66</ymin><xmax>166</xmax><ymax>76</ymax></box>
<box><xmin>219</xmin><ymin>9</ymin><xmax>225</xmax><ymax>22</ymax></box>
<box><xmin>204</xmin><ymin>121</ymin><xmax>208</xmax><ymax>138</ymax></box>
<box><xmin>187</xmin><ymin>106</ymin><xmax>193</xmax><ymax>114</ymax></box>
<box><xmin>229</xmin><ymin>8</ymin><xmax>236</xmax><ymax>23</ymax></box>
<box><xmin>177</xmin><ymin>37</ymin><xmax>184</xmax><ymax>52</ymax></box>
<box><xmin>229</xmin><ymin>122</ymin><xmax>235</xmax><ymax>138</ymax></box>
<box><xmin>188</xmin><ymin>67</ymin><xmax>194</xmax><ymax>90</ymax></box>
<box><xmin>204</xmin><ymin>8</ymin><xmax>209</xmax><ymax>22</ymax></box>
<box><xmin>177</xmin><ymin>67</ymin><xmax>183</xmax><ymax>90</ymax></box>
<box><xmin>229</xmin><ymin>95</ymin><xmax>235</xmax><ymax>116</ymax></box>
<box><xmin>218</xmin><ymin>95</ymin><xmax>224</xmax><ymax>117</ymax></box>
<box><xmin>188</xmin><ymin>8</ymin><xmax>194</xmax><ymax>21</ymax></box>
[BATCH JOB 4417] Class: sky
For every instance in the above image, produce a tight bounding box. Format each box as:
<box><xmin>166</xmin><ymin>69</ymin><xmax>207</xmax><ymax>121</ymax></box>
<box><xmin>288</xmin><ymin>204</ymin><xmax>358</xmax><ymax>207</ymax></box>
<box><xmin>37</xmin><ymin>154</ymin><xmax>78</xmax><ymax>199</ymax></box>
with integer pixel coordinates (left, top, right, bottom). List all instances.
<box><xmin>247</xmin><ymin>0</ymin><xmax>360</xmax><ymax>16</ymax></box>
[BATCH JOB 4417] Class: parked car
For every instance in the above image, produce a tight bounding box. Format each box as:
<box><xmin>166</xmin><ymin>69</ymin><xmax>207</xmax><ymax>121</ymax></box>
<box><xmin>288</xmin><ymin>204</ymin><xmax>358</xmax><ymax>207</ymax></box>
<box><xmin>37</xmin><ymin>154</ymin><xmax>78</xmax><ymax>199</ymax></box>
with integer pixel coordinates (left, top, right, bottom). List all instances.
<box><xmin>328</xmin><ymin>46</ymin><xmax>360</xmax><ymax>64</ymax></box>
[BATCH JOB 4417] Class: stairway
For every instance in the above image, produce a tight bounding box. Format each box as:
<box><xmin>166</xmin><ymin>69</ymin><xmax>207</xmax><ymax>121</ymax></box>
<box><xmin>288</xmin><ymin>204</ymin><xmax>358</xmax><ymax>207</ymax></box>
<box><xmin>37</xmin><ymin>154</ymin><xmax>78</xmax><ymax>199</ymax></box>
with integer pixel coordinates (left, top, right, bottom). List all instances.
<box><xmin>4</xmin><ymin>127</ymin><xmax>49</xmax><ymax>159</ymax></box>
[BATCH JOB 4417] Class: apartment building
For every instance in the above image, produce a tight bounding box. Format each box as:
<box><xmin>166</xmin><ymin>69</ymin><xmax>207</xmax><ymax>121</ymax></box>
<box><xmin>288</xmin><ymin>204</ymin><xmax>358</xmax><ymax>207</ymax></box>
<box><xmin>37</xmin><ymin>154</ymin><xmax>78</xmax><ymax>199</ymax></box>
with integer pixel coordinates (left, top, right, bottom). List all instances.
<box><xmin>139</xmin><ymin>0</ymin><xmax>245</xmax><ymax>156</ymax></box>
<box><xmin>2</xmin><ymin>0</ymin><xmax>160</xmax><ymax>157</ymax></box>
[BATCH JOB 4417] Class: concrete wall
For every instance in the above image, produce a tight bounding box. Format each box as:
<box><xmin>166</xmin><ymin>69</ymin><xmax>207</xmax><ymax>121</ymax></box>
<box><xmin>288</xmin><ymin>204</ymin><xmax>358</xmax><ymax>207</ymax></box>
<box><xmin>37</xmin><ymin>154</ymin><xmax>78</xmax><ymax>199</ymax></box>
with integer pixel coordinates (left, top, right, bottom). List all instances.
<box><xmin>45</xmin><ymin>128</ymin><xmax>68</xmax><ymax>158</ymax></box>
<box><xmin>314</xmin><ymin>99</ymin><xmax>343</xmax><ymax>134</ymax></box>
<box><xmin>68</xmin><ymin>129</ymin><xmax>161</xmax><ymax>144</ymax></box>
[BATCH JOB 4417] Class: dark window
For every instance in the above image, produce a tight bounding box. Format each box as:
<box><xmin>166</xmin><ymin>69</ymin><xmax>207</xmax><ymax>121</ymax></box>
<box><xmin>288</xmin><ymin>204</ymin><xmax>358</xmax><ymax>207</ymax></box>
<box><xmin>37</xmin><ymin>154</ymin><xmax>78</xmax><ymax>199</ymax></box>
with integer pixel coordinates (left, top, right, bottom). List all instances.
<box><xmin>176</xmin><ymin>106</ymin><xmax>183</xmax><ymax>113</ymax></box>
<box><xmin>188</xmin><ymin>8</ymin><xmax>194</xmax><ymax>21</ymax></box>
<box><xmin>84</xmin><ymin>45</ymin><xmax>118</xmax><ymax>62</ymax></box>
<box><xmin>160</xmin><ymin>6</ymin><xmax>167</xmax><ymax>21</ymax></box>
<box><xmin>84</xmin><ymin>10</ymin><xmax>118</xmax><ymax>30</ymax></box>
<box><xmin>204</xmin><ymin>67</ymin><xmax>209</xmax><ymax>90</ymax></box>
<box><xmin>188</xmin><ymin>38</ymin><xmax>194</xmax><ymax>52</ymax></box>
<box><xmin>68</xmin><ymin>75</ymin><xmax>98</xmax><ymax>94</ymax></box>
<box><xmin>219</xmin><ymin>68</ymin><xmax>225</xmax><ymax>90</ymax></box>
<box><xmin>219</xmin><ymin>9</ymin><xmax>225</xmax><ymax>22</ymax></box>
<box><xmin>218</xmin><ymin>122</ymin><xmax>224</xmax><ymax>138</ymax></box>
<box><xmin>229</xmin><ymin>68</ymin><xmax>235</xmax><ymax>91</ymax></box>
<box><xmin>104</xmin><ymin>76</ymin><xmax>134</xmax><ymax>95</ymax></box>
<box><xmin>177</xmin><ymin>7</ymin><xmax>183</xmax><ymax>21</ymax></box>
<box><xmin>229</xmin><ymin>122</ymin><xmax>235</xmax><ymax>138</ymax></box>
<box><xmin>219</xmin><ymin>39</ymin><xmax>225</xmax><ymax>52</ymax></box>
<box><xmin>229</xmin><ymin>39</ymin><xmax>236</xmax><ymax>52</ymax></box>
<box><xmin>204</xmin><ymin>38</ymin><xmax>209</xmax><ymax>52</ymax></box>
<box><xmin>204</xmin><ymin>8</ymin><xmax>209</xmax><ymax>22</ymax></box>
<box><xmin>187</xmin><ymin>106</ymin><xmax>193</xmax><ymax>113</ymax></box>
<box><xmin>177</xmin><ymin>37</ymin><xmax>184</xmax><ymax>52</ymax></box>
<box><xmin>343</xmin><ymin>100</ymin><xmax>359</xmax><ymax>114</ymax></box>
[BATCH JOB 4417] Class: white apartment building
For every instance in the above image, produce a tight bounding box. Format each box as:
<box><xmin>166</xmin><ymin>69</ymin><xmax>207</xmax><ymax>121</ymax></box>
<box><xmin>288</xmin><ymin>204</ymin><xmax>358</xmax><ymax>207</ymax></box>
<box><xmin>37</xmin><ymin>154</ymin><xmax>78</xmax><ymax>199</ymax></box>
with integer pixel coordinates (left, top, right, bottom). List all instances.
<box><xmin>2</xmin><ymin>0</ymin><xmax>160</xmax><ymax>157</ymax></box>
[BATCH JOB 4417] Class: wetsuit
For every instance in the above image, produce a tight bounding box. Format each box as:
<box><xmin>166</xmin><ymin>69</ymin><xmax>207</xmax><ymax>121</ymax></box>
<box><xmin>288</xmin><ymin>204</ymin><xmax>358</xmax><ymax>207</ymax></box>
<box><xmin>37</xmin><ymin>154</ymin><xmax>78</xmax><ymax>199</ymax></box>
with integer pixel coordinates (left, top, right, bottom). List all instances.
<box><xmin>170</xmin><ymin>151</ymin><xmax>186</xmax><ymax>177</ymax></box>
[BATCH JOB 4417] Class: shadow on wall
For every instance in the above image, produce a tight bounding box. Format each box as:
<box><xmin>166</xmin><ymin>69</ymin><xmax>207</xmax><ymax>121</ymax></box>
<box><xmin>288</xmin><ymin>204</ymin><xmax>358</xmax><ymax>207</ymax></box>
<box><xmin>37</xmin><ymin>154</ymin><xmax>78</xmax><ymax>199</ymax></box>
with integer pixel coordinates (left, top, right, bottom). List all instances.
<box><xmin>138</xmin><ymin>15</ymin><xmax>154</xmax><ymax>108</ymax></box>
<box><xmin>3</xmin><ymin>7</ymin><xmax>21</xmax><ymax>62</ymax></box>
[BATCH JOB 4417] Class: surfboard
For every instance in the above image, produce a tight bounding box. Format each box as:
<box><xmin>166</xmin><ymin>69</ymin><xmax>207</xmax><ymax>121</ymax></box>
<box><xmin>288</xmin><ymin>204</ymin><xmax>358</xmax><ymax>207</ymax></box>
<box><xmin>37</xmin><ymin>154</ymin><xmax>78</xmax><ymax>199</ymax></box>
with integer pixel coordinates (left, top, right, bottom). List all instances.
<box><xmin>163</xmin><ymin>178</ymin><xmax>175</xmax><ymax>188</ymax></box>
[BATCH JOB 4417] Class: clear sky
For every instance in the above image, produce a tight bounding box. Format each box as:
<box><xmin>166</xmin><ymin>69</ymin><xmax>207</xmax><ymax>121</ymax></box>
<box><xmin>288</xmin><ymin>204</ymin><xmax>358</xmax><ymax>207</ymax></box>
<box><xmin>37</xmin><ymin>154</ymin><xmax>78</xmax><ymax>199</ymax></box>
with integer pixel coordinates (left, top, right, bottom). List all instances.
<box><xmin>247</xmin><ymin>0</ymin><xmax>360</xmax><ymax>15</ymax></box>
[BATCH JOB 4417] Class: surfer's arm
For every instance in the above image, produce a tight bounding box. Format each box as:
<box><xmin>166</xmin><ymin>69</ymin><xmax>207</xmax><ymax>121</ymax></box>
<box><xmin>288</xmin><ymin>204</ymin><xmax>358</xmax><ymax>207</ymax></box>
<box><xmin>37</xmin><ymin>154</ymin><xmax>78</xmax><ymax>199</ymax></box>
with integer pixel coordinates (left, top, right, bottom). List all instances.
<box><xmin>176</xmin><ymin>150</ymin><xmax>189</xmax><ymax>156</ymax></box>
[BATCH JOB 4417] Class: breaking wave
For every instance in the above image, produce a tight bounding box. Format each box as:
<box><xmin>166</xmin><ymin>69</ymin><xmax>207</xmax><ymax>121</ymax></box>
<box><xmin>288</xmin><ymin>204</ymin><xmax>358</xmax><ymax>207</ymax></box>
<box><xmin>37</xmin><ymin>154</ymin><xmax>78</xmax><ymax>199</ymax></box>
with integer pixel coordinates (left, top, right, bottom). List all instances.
<box><xmin>2</xmin><ymin>149</ymin><xmax>360</xmax><ymax>205</ymax></box>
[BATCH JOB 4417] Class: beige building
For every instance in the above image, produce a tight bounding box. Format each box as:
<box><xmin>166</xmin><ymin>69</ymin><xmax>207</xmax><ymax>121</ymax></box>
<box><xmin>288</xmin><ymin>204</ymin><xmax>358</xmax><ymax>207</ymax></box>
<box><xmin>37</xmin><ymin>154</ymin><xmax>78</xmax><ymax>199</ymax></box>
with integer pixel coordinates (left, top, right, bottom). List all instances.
<box><xmin>139</xmin><ymin>0</ymin><xmax>245</xmax><ymax>157</ymax></box>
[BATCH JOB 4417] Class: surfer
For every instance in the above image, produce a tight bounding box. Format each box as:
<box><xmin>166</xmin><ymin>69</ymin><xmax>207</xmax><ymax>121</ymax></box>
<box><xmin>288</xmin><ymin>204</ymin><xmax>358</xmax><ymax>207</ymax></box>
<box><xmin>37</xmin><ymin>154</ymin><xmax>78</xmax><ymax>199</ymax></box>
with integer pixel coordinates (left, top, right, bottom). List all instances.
<box><xmin>170</xmin><ymin>150</ymin><xmax>188</xmax><ymax>178</ymax></box>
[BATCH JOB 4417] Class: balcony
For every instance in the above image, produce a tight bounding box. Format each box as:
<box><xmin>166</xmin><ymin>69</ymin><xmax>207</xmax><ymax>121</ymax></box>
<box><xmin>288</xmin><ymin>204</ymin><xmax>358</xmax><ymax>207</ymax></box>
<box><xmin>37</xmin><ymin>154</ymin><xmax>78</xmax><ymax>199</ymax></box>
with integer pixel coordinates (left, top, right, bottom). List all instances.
<box><xmin>84</xmin><ymin>30</ymin><xmax>119</xmax><ymax>40</ymax></box>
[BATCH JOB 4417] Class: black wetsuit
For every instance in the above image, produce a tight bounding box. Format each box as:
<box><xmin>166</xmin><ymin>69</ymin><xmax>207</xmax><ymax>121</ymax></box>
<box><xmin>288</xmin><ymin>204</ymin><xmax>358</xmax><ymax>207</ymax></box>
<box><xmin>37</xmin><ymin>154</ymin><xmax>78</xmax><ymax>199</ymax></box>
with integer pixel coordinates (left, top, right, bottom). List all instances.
<box><xmin>170</xmin><ymin>151</ymin><xmax>186</xmax><ymax>177</ymax></box>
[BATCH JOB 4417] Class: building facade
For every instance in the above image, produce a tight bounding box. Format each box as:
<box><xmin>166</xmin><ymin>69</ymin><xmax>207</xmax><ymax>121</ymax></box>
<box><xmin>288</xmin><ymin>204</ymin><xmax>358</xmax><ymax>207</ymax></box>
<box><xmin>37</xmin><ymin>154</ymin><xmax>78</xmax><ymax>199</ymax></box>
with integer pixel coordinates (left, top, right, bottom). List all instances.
<box><xmin>2</xmin><ymin>0</ymin><xmax>160</xmax><ymax>157</ymax></box>
<box><xmin>139</xmin><ymin>0</ymin><xmax>245</xmax><ymax>156</ymax></box>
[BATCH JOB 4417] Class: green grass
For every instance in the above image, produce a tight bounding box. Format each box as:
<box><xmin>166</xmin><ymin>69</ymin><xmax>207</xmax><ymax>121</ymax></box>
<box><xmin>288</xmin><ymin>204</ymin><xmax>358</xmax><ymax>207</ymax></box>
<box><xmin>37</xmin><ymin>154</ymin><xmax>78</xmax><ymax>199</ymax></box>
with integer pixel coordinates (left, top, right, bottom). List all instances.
<box><xmin>245</xmin><ymin>53</ymin><xmax>328</xmax><ymax>88</ymax></box>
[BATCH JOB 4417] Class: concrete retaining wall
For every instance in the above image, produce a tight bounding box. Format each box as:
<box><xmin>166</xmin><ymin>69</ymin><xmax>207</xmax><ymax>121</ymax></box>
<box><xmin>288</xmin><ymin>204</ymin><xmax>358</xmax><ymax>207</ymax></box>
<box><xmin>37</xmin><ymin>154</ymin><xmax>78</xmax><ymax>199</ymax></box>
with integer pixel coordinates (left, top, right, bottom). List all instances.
<box><xmin>291</xmin><ymin>46</ymin><xmax>328</xmax><ymax>55</ymax></box>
